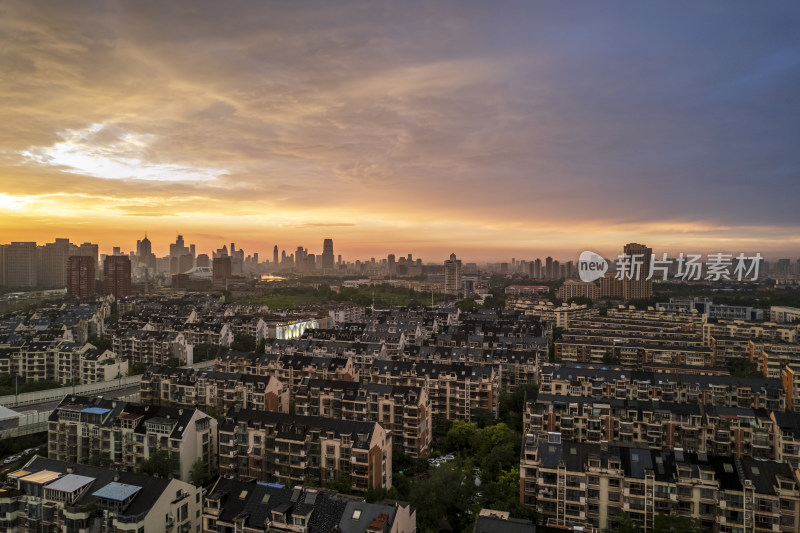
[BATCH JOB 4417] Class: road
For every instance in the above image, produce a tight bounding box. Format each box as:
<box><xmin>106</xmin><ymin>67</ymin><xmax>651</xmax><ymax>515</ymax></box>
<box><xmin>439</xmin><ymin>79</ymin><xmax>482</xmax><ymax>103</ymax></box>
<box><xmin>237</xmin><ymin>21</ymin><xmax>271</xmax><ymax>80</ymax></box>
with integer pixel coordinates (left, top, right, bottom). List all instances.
<box><xmin>17</xmin><ymin>383</ymin><xmax>142</xmax><ymax>416</ymax></box>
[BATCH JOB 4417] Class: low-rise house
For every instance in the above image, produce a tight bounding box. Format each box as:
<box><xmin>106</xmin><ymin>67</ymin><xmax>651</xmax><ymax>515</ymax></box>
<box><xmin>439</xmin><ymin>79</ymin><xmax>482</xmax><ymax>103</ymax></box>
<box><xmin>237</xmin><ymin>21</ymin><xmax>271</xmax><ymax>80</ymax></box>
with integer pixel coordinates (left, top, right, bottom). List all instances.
<box><xmin>3</xmin><ymin>455</ymin><xmax>202</xmax><ymax>533</ymax></box>
<box><xmin>203</xmin><ymin>478</ymin><xmax>415</xmax><ymax>533</ymax></box>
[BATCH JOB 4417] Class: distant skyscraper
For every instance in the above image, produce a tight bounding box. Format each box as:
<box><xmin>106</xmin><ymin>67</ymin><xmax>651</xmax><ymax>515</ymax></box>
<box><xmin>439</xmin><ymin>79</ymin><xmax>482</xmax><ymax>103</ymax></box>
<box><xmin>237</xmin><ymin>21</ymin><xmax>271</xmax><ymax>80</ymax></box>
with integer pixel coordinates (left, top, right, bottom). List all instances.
<box><xmin>38</xmin><ymin>238</ymin><xmax>71</xmax><ymax>288</ymax></box>
<box><xmin>444</xmin><ymin>253</ymin><xmax>462</xmax><ymax>295</ymax></box>
<box><xmin>170</xmin><ymin>235</ymin><xmax>190</xmax><ymax>259</ymax></box>
<box><xmin>273</xmin><ymin>245</ymin><xmax>279</xmax><ymax>266</ymax></box>
<box><xmin>388</xmin><ymin>254</ymin><xmax>396</xmax><ymax>274</ymax></box>
<box><xmin>70</xmin><ymin>243</ymin><xmax>100</xmax><ymax>279</ymax></box>
<box><xmin>5</xmin><ymin>242</ymin><xmax>38</xmax><ymax>288</ymax></box>
<box><xmin>103</xmin><ymin>255</ymin><xmax>131</xmax><ymax>298</ymax></box>
<box><xmin>322</xmin><ymin>239</ymin><xmax>334</xmax><ymax>271</ymax></box>
<box><xmin>213</xmin><ymin>256</ymin><xmax>232</xmax><ymax>281</ymax></box>
<box><xmin>622</xmin><ymin>242</ymin><xmax>653</xmax><ymax>301</ymax></box>
<box><xmin>137</xmin><ymin>234</ymin><xmax>152</xmax><ymax>258</ymax></box>
<box><xmin>178</xmin><ymin>254</ymin><xmax>194</xmax><ymax>274</ymax></box>
<box><xmin>295</xmin><ymin>247</ymin><xmax>307</xmax><ymax>272</ymax></box>
<box><xmin>196</xmin><ymin>254</ymin><xmax>210</xmax><ymax>268</ymax></box>
<box><xmin>545</xmin><ymin>256</ymin><xmax>553</xmax><ymax>280</ymax></box>
<box><xmin>67</xmin><ymin>256</ymin><xmax>96</xmax><ymax>297</ymax></box>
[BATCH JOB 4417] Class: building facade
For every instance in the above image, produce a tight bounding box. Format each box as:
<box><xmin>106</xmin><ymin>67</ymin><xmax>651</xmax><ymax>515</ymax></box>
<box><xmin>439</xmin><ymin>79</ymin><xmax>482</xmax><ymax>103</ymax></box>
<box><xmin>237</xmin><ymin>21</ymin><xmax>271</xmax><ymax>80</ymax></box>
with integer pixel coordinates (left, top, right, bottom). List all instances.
<box><xmin>520</xmin><ymin>435</ymin><xmax>800</xmax><ymax>532</ymax></box>
<box><xmin>103</xmin><ymin>255</ymin><xmax>131</xmax><ymax>298</ymax></box>
<box><xmin>48</xmin><ymin>395</ymin><xmax>217</xmax><ymax>481</ymax></box>
<box><xmin>219</xmin><ymin>409</ymin><xmax>391</xmax><ymax>492</ymax></box>
<box><xmin>3</xmin><ymin>456</ymin><xmax>202</xmax><ymax>533</ymax></box>
<box><xmin>294</xmin><ymin>378</ymin><xmax>432</xmax><ymax>458</ymax></box>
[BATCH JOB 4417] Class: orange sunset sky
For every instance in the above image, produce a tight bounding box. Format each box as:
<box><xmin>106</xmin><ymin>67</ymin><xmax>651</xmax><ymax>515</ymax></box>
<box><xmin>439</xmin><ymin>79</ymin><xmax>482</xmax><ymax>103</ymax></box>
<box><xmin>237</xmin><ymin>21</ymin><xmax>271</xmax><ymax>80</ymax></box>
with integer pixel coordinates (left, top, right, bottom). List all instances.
<box><xmin>1</xmin><ymin>1</ymin><xmax>799</xmax><ymax>262</ymax></box>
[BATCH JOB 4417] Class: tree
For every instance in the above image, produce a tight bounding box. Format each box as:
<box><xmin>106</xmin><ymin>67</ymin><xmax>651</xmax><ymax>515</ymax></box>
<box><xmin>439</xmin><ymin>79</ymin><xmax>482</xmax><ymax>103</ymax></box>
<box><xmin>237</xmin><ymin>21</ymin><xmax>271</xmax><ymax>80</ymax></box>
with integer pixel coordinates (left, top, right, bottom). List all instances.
<box><xmin>409</xmin><ymin>462</ymin><xmax>476</xmax><ymax>532</ymax></box>
<box><xmin>727</xmin><ymin>357</ymin><xmax>763</xmax><ymax>377</ymax></box>
<box><xmin>602</xmin><ymin>350</ymin><xmax>620</xmax><ymax>365</ymax></box>
<box><xmin>653</xmin><ymin>514</ymin><xmax>701</xmax><ymax>533</ymax></box>
<box><xmin>87</xmin><ymin>451</ymin><xmax>112</xmax><ymax>468</ymax></box>
<box><xmin>498</xmin><ymin>383</ymin><xmax>538</xmax><ymax>432</ymax></box>
<box><xmin>479</xmin><ymin>466</ymin><xmax>537</xmax><ymax>522</ymax></box>
<box><xmin>326</xmin><ymin>473</ymin><xmax>354</xmax><ymax>494</ymax></box>
<box><xmin>456</xmin><ymin>297</ymin><xmax>480</xmax><ymax>312</ymax></box>
<box><xmin>471</xmin><ymin>408</ymin><xmax>495</xmax><ymax>429</ymax></box>
<box><xmin>444</xmin><ymin>420</ymin><xmax>477</xmax><ymax>452</ymax></box>
<box><xmin>193</xmin><ymin>343</ymin><xmax>227</xmax><ymax>363</ymax></box>
<box><xmin>137</xmin><ymin>450</ymin><xmax>179</xmax><ymax>478</ymax></box>
<box><xmin>127</xmin><ymin>362</ymin><xmax>147</xmax><ymax>376</ymax></box>
<box><xmin>165</xmin><ymin>357</ymin><xmax>181</xmax><ymax>368</ymax></box>
<box><xmin>203</xmin><ymin>406</ymin><xmax>225</xmax><ymax>425</ymax></box>
<box><xmin>230</xmin><ymin>334</ymin><xmax>256</xmax><ymax>352</ymax></box>
<box><xmin>87</xmin><ymin>336</ymin><xmax>113</xmax><ymax>352</ymax></box>
<box><xmin>603</xmin><ymin>511</ymin><xmax>639</xmax><ymax>533</ymax></box>
<box><xmin>189</xmin><ymin>458</ymin><xmax>210</xmax><ymax>486</ymax></box>
<box><xmin>567</xmin><ymin>296</ymin><xmax>593</xmax><ymax>306</ymax></box>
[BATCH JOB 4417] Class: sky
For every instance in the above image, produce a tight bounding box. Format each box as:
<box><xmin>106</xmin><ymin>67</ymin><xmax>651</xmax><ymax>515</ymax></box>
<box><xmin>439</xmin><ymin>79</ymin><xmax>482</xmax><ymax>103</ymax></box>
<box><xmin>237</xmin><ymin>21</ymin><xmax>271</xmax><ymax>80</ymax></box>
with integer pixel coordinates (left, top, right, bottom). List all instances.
<box><xmin>1</xmin><ymin>1</ymin><xmax>799</xmax><ymax>262</ymax></box>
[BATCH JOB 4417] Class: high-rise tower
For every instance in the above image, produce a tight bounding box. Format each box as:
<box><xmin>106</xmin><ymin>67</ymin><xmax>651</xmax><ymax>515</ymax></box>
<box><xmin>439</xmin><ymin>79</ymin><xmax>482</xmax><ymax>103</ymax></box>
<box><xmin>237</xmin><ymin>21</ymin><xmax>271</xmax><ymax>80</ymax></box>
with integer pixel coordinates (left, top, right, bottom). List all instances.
<box><xmin>322</xmin><ymin>239</ymin><xmax>334</xmax><ymax>271</ymax></box>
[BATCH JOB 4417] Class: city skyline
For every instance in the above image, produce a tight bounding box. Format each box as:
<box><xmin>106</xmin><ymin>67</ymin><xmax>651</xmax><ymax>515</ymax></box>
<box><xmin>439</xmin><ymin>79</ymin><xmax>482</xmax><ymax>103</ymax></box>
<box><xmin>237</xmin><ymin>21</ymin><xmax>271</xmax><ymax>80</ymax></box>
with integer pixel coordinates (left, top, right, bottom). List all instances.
<box><xmin>5</xmin><ymin>232</ymin><xmax>800</xmax><ymax>265</ymax></box>
<box><xmin>1</xmin><ymin>2</ymin><xmax>799</xmax><ymax>259</ymax></box>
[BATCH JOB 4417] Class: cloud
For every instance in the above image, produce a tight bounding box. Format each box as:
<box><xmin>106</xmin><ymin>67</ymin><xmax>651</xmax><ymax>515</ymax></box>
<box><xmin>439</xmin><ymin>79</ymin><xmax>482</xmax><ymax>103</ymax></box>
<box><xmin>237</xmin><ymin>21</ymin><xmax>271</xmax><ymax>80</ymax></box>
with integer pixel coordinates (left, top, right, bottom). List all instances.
<box><xmin>0</xmin><ymin>0</ymin><xmax>798</xmax><ymax>258</ymax></box>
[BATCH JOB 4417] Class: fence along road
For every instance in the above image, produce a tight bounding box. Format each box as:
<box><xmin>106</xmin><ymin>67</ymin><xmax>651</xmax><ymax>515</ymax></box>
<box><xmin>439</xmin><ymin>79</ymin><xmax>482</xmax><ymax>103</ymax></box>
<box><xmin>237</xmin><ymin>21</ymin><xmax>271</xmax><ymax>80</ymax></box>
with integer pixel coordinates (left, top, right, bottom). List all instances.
<box><xmin>0</xmin><ymin>375</ymin><xmax>142</xmax><ymax>409</ymax></box>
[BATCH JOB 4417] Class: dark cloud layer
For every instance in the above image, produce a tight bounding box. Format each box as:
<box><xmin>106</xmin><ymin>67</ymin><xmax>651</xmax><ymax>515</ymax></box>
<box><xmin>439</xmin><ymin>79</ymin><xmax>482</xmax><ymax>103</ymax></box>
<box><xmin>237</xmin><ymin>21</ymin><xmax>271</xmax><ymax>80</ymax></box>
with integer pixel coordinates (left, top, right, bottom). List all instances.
<box><xmin>1</xmin><ymin>0</ymin><xmax>798</xmax><ymax>257</ymax></box>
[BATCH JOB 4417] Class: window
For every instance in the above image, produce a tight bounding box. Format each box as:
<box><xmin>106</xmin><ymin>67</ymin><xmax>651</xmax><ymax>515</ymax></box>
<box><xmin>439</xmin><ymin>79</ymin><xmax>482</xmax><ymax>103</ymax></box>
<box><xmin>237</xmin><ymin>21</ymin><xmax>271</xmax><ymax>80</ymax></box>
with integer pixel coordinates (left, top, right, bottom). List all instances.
<box><xmin>352</xmin><ymin>509</ymin><xmax>362</xmax><ymax>520</ymax></box>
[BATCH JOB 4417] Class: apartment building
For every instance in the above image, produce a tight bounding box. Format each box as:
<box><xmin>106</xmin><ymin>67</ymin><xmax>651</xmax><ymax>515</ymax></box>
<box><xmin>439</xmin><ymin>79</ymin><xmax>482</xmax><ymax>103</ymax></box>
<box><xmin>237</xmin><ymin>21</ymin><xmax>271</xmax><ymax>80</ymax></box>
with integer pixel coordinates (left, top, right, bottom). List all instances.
<box><xmin>140</xmin><ymin>365</ymin><xmax>289</xmax><ymax>413</ymax></box>
<box><xmin>781</xmin><ymin>363</ymin><xmax>800</xmax><ymax>413</ymax></box>
<box><xmin>265</xmin><ymin>338</ymin><xmax>388</xmax><ymax>379</ymax></box>
<box><xmin>2</xmin><ymin>456</ymin><xmax>202</xmax><ymax>533</ymax></box>
<box><xmin>539</xmin><ymin>365</ymin><xmax>785</xmax><ymax>411</ymax></box>
<box><xmin>507</xmin><ymin>302</ymin><xmax>598</xmax><ymax>329</ymax></box>
<box><xmin>218</xmin><ymin>409</ymin><xmax>391</xmax><ymax>492</ymax></box>
<box><xmin>112</xmin><ymin>329</ymin><xmax>190</xmax><ymax>366</ymax></box>
<box><xmin>203</xmin><ymin>478</ymin><xmax>416</xmax><ymax>533</ymax></box>
<box><xmin>214</xmin><ymin>351</ymin><xmax>356</xmax><ymax>397</ymax></box>
<box><xmin>556</xmin><ymin>337</ymin><xmax>713</xmax><ymax>369</ymax></box>
<box><xmin>771</xmin><ymin>306</ymin><xmax>800</xmax><ymax>324</ymax></box>
<box><xmin>328</xmin><ymin>303</ymin><xmax>367</xmax><ymax>326</ymax></box>
<box><xmin>771</xmin><ymin>411</ymin><xmax>800</xmax><ymax>468</ymax></box>
<box><xmin>702</xmin><ymin>320</ymin><xmax>799</xmax><ymax>346</ymax></box>
<box><xmin>48</xmin><ymin>395</ymin><xmax>217</xmax><ymax>481</ymax></box>
<box><xmin>560</xmin><ymin>280</ymin><xmax>600</xmax><ymax>301</ymax></box>
<box><xmin>367</xmin><ymin>360</ymin><xmax>499</xmax><ymax>421</ymax></box>
<box><xmin>79</xmin><ymin>345</ymin><xmax>127</xmax><ymax>384</ymax></box>
<box><xmin>294</xmin><ymin>378</ymin><xmax>432</xmax><ymax>458</ymax></box>
<box><xmin>403</xmin><ymin>344</ymin><xmax>542</xmax><ymax>392</ymax></box>
<box><xmin>527</xmin><ymin>394</ymin><xmax>776</xmax><ymax>461</ymax></box>
<box><xmin>520</xmin><ymin>435</ymin><xmax>800</xmax><ymax>532</ymax></box>
<box><xmin>753</xmin><ymin>342</ymin><xmax>800</xmax><ymax>378</ymax></box>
